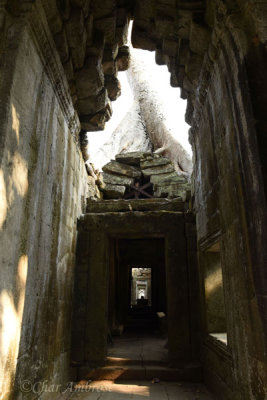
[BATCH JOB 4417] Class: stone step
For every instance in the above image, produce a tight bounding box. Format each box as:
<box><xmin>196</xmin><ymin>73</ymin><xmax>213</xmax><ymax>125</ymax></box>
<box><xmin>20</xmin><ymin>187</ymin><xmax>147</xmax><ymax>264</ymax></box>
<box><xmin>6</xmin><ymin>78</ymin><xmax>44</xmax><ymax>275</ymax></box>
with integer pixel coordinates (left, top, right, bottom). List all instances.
<box><xmin>77</xmin><ymin>363</ymin><xmax>202</xmax><ymax>382</ymax></box>
<box><xmin>105</xmin><ymin>357</ymin><xmax>167</xmax><ymax>366</ymax></box>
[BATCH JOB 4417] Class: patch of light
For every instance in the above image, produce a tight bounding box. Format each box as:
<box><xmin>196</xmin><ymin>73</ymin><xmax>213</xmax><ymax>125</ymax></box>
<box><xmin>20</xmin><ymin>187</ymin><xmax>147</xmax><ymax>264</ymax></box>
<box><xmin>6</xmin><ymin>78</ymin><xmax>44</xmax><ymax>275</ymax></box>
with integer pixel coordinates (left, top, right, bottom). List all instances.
<box><xmin>75</xmin><ymin>381</ymin><xmax>150</xmax><ymax>397</ymax></box>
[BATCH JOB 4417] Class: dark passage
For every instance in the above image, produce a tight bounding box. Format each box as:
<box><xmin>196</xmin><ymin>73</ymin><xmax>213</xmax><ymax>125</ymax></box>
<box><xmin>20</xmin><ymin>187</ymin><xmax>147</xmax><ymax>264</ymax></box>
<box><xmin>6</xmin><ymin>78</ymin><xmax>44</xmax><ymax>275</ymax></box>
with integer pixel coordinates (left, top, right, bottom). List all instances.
<box><xmin>108</xmin><ymin>238</ymin><xmax>167</xmax><ymax>362</ymax></box>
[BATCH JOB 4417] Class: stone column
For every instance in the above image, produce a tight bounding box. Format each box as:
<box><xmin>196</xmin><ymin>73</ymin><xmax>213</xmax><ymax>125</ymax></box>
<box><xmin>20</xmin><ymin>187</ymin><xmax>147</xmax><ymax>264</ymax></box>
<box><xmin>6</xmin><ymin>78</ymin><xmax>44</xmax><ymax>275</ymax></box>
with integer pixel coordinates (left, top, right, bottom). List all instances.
<box><xmin>84</xmin><ymin>232</ymin><xmax>109</xmax><ymax>365</ymax></box>
<box><xmin>165</xmin><ymin>229</ymin><xmax>191</xmax><ymax>364</ymax></box>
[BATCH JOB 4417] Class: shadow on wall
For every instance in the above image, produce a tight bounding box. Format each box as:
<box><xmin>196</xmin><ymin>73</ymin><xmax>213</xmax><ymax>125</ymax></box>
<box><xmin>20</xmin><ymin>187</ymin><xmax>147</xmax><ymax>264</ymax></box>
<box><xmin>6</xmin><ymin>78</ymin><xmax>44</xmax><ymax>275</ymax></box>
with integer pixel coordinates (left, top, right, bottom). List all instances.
<box><xmin>0</xmin><ymin>104</ymin><xmax>29</xmax><ymax>398</ymax></box>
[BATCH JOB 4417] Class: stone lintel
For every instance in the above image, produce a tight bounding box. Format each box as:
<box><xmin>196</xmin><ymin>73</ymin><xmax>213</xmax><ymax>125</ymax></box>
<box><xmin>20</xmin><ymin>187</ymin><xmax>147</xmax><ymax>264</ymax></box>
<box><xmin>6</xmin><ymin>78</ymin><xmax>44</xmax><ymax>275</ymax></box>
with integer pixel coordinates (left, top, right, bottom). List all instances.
<box><xmin>86</xmin><ymin>198</ymin><xmax>186</xmax><ymax>213</ymax></box>
<box><xmin>79</xmin><ymin>210</ymin><xmax>185</xmax><ymax>234</ymax></box>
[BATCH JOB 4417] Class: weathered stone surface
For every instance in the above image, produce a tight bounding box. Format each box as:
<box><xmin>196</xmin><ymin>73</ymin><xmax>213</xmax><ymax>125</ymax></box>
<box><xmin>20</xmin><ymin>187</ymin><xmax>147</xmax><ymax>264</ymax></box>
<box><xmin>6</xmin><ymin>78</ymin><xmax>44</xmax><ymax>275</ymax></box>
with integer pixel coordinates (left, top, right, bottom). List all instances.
<box><xmin>70</xmin><ymin>0</ymin><xmax>90</xmax><ymax>17</ymax></box>
<box><xmin>140</xmin><ymin>157</ymin><xmax>171</xmax><ymax>169</ymax></box>
<box><xmin>102</xmin><ymin>183</ymin><xmax>126</xmax><ymax>199</ymax></box>
<box><xmin>142</xmin><ymin>163</ymin><xmax>175</xmax><ymax>177</ymax></box>
<box><xmin>154</xmin><ymin>183</ymin><xmax>189</xmax><ymax>200</ymax></box>
<box><xmin>150</xmin><ymin>171</ymin><xmax>187</xmax><ymax>185</ymax></box>
<box><xmin>95</xmin><ymin>173</ymin><xmax>106</xmax><ymax>190</ymax></box>
<box><xmin>65</xmin><ymin>9</ymin><xmax>87</xmax><ymax>69</ymax></box>
<box><xmin>102</xmin><ymin>59</ymin><xmax>118</xmax><ymax>76</ymax></box>
<box><xmin>102</xmin><ymin>172</ymin><xmax>134</xmax><ymax>187</ymax></box>
<box><xmin>76</xmin><ymin>88</ymin><xmax>108</xmax><ymax>115</ymax></box>
<box><xmin>94</xmin><ymin>16</ymin><xmax>116</xmax><ymax>45</ymax></box>
<box><xmin>102</xmin><ymin>161</ymin><xmax>142</xmax><ymax>178</ymax></box>
<box><xmin>87</xmin><ymin>176</ymin><xmax>102</xmax><ymax>199</ymax></box>
<box><xmin>0</xmin><ymin>21</ymin><xmax>89</xmax><ymax>398</ymax></box>
<box><xmin>86</xmin><ymin>198</ymin><xmax>186</xmax><ymax>213</ymax></box>
<box><xmin>75</xmin><ymin>57</ymin><xmax>104</xmax><ymax>99</ymax></box>
<box><xmin>86</xmin><ymin>30</ymin><xmax>105</xmax><ymax>57</ymax></box>
<box><xmin>105</xmin><ymin>75</ymin><xmax>121</xmax><ymax>101</ymax></box>
<box><xmin>63</xmin><ymin>58</ymin><xmax>74</xmax><ymax>81</ymax></box>
<box><xmin>115</xmin><ymin>151</ymin><xmax>152</xmax><ymax>167</ymax></box>
<box><xmin>80</xmin><ymin>111</ymin><xmax>107</xmax><ymax>131</ymax></box>
<box><xmin>116</xmin><ymin>45</ymin><xmax>131</xmax><ymax>71</ymax></box>
<box><xmin>53</xmin><ymin>29</ymin><xmax>69</xmax><ymax>63</ymax></box>
<box><xmin>42</xmin><ymin>0</ymin><xmax>63</xmax><ymax>34</ymax></box>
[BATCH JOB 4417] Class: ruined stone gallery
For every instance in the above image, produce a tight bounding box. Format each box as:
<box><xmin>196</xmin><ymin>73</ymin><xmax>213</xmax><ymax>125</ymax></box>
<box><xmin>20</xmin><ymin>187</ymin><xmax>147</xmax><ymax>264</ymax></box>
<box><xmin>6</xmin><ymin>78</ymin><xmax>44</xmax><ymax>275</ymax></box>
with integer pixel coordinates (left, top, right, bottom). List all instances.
<box><xmin>0</xmin><ymin>1</ymin><xmax>266</xmax><ymax>400</ymax></box>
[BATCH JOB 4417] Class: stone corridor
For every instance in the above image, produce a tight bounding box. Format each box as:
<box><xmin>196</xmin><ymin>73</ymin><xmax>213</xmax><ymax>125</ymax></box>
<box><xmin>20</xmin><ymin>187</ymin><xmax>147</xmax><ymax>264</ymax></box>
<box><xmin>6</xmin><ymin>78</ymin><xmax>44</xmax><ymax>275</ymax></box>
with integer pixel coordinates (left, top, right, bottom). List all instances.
<box><xmin>0</xmin><ymin>1</ymin><xmax>267</xmax><ymax>400</ymax></box>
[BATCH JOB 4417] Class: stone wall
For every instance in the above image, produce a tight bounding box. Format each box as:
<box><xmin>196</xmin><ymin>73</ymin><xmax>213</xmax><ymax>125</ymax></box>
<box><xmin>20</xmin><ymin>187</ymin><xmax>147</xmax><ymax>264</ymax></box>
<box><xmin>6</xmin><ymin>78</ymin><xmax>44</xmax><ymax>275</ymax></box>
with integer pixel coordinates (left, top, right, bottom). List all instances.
<box><xmin>0</xmin><ymin>4</ymin><xmax>88</xmax><ymax>399</ymax></box>
<box><xmin>191</xmin><ymin>2</ymin><xmax>267</xmax><ymax>399</ymax></box>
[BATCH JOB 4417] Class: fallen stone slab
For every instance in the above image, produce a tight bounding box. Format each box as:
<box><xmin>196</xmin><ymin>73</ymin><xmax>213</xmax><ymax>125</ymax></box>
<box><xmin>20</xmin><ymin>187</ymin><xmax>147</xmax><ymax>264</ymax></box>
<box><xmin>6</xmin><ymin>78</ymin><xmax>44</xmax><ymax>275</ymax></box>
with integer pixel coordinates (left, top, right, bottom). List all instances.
<box><xmin>140</xmin><ymin>157</ymin><xmax>171</xmax><ymax>169</ymax></box>
<box><xmin>142</xmin><ymin>163</ymin><xmax>175</xmax><ymax>177</ymax></box>
<box><xmin>150</xmin><ymin>171</ymin><xmax>188</xmax><ymax>185</ymax></box>
<box><xmin>115</xmin><ymin>151</ymin><xmax>152</xmax><ymax>167</ymax></box>
<box><xmin>154</xmin><ymin>183</ymin><xmax>190</xmax><ymax>200</ymax></box>
<box><xmin>102</xmin><ymin>183</ymin><xmax>126</xmax><ymax>199</ymax></box>
<box><xmin>102</xmin><ymin>172</ymin><xmax>134</xmax><ymax>187</ymax></box>
<box><xmin>103</xmin><ymin>161</ymin><xmax>142</xmax><ymax>178</ymax></box>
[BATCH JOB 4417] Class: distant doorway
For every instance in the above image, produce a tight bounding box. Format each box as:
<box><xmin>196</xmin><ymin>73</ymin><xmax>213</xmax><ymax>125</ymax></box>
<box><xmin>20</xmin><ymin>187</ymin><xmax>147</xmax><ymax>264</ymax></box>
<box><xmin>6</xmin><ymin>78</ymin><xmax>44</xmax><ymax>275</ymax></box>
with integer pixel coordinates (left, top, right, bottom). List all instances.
<box><xmin>131</xmin><ymin>267</ymin><xmax>152</xmax><ymax>307</ymax></box>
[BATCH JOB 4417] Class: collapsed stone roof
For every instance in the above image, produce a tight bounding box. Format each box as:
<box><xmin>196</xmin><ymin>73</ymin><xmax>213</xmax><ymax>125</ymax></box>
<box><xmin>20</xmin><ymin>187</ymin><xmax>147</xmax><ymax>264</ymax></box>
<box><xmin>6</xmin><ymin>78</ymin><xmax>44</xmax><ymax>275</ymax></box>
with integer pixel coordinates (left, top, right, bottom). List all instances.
<box><xmin>98</xmin><ymin>151</ymin><xmax>191</xmax><ymax>200</ymax></box>
<box><xmin>34</xmin><ymin>0</ymin><xmax>207</xmax><ymax>131</ymax></box>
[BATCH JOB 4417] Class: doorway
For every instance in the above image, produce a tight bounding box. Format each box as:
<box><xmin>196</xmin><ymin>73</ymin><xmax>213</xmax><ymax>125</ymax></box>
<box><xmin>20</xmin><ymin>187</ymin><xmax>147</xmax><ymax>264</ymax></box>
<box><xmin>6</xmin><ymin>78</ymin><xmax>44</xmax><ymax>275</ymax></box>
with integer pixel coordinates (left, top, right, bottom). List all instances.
<box><xmin>108</xmin><ymin>238</ymin><xmax>168</xmax><ymax>363</ymax></box>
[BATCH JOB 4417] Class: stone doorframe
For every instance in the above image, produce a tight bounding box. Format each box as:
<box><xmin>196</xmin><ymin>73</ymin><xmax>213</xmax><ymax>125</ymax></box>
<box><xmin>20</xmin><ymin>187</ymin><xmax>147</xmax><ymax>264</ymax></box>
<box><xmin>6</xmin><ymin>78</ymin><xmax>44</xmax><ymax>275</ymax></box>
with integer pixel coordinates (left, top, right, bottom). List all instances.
<box><xmin>72</xmin><ymin>211</ymin><xmax>194</xmax><ymax>367</ymax></box>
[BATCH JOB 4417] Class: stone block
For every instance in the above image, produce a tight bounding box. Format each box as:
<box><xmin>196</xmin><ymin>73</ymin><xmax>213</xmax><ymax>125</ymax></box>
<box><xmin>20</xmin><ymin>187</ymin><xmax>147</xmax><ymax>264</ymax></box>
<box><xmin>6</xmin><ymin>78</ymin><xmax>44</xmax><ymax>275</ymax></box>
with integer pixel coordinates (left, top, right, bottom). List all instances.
<box><xmin>116</xmin><ymin>23</ymin><xmax>129</xmax><ymax>47</ymax></box>
<box><xmin>76</xmin><ymin>88</ymin><xmax>108</xmax><ymax>115</ymax></box>
<box><xmin>91</xmin><ymin>0</ymin><xmax>116</xmax><ymax>19</ymax></box>
<box><xmin>70</xmin><ymin>0</ymin><xmax>90</xmax><ymax>17</ymax></box>
<box><xmin>86</xmin><ymin>29</ymin><xmax>105</xmax><ymax>57</ymax></box>
<box><xmin>85</xmin><ymin>13</ymin><xmax>94</xmax><ymax>46</ymax></box>
<box><xmin>155</xmin><ymin>15</ymin><xmax>174</xmax><ymax>38</ymax></box>
<box><xmin>102</xmin><ymin>172</ymin><xmax>134</xmax><ymax>187</ymax></box>
<box><xmin>95</xmin><ymin>174</ymin><xmax>105</xmax><ymax>190</ymax></box>
<box><xmin>154</xmin><ymin>183</ymin><xmax>189</xmax><ymax>200</ymax></box>
<box><xmin>162</xmin><ymin>38</ymin><xmax>178</xmax><ymax>57</ymax></box>
<box><xmin>102</xmin><ymin>59</ymin><xmax>118</xmax><ymax>75</ymax></box>
<box><xmin>42</xmin><ymin>0</ymin><xmax>63</xmax><ymax>34</ymax></box>
<box><xmin>116</xmin><ymin>45</ymin><xmax>131</xmax><ymax>71</ymax></box>
<box><xmin>53</xmin><ymin>29</ymin><xmax>69</xmax><ymax>64</ymax></box>
<box><xmin>102</xmin><ymin>161</ymin><xmax>142</xmax><ymax>178</ymax></box>
<box><xmin>102</xmin><ymin>183</ymin><xmax>126</xmax><ymax>199</ymax></box>
<box><xmin>131</xmin><ymin>27</ymin><xmax>156</xmax><ymax>51</ymax></box>
<box><xmin>189</xmin><ymin>22</ymin><xmax>210</xmax><ymax>56</ymax></box>
<box><xmin>65</xmin><ymin>8</ymin><xmax>87</xmax><ymax>69</ymax></box>
<box><xmin>80</xmin><ymin>111</ymin><xmax>107</xmax><ymax>131</ymax></box>
<box><xmin>57</xmin><ymin>0</ymin><xmax>71</xmax><ymax>21</ymax></box>
<box><xmin>140</xmin><ymin>157</ymin><xmax>171</xmax><ymax>169</ymax></box>
<box><xmin>63</xmin><ymin>58</ymin><xmax>74</xmax><ymax>81</ymax></box>
<box><xmin>150</xmin><ymin>171</ymin><xmax>187</xmax><ymax>185</ymax></box>
<box><xmin>75</xmin><ymin>56</ymin><xmax>104</xmax><ymax>98</ymax></box>
<box><xmin>105</xmin><ymin>75</ymin><xmax>121</xmax><ymax>101</ymax></box>
<box><xmin>94</xmin><ymin>16</ymin><xmax>116</xmax><ymax>45</ymax></box>
<box><xmin>115</xmin><ymin>151</ymin><xmax>152</xmax><ymax>166</ymax></box>
<box><xmin>142</xmin><ymin>163</ymin><xmax>175</xmax><ymax>177</ymax></box>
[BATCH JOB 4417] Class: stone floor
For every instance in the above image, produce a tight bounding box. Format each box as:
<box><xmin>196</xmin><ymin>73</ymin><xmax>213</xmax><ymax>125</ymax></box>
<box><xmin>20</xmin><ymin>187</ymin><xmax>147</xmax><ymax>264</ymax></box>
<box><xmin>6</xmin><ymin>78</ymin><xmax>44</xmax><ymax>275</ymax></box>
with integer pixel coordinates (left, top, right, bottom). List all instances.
<box><xmin>58</xmin><ymin>380</ymin><xmax>215</xmax><ymax>399</ymax></box>
<box><xmin>63</xmin><ymin>332</ymin><xmax>216</xmax><ymax>399</ymax></box>
<box><xmin>107</xmin><ymin>331</ymin><xmax>168</xmax><ymax>364</ymax></box>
